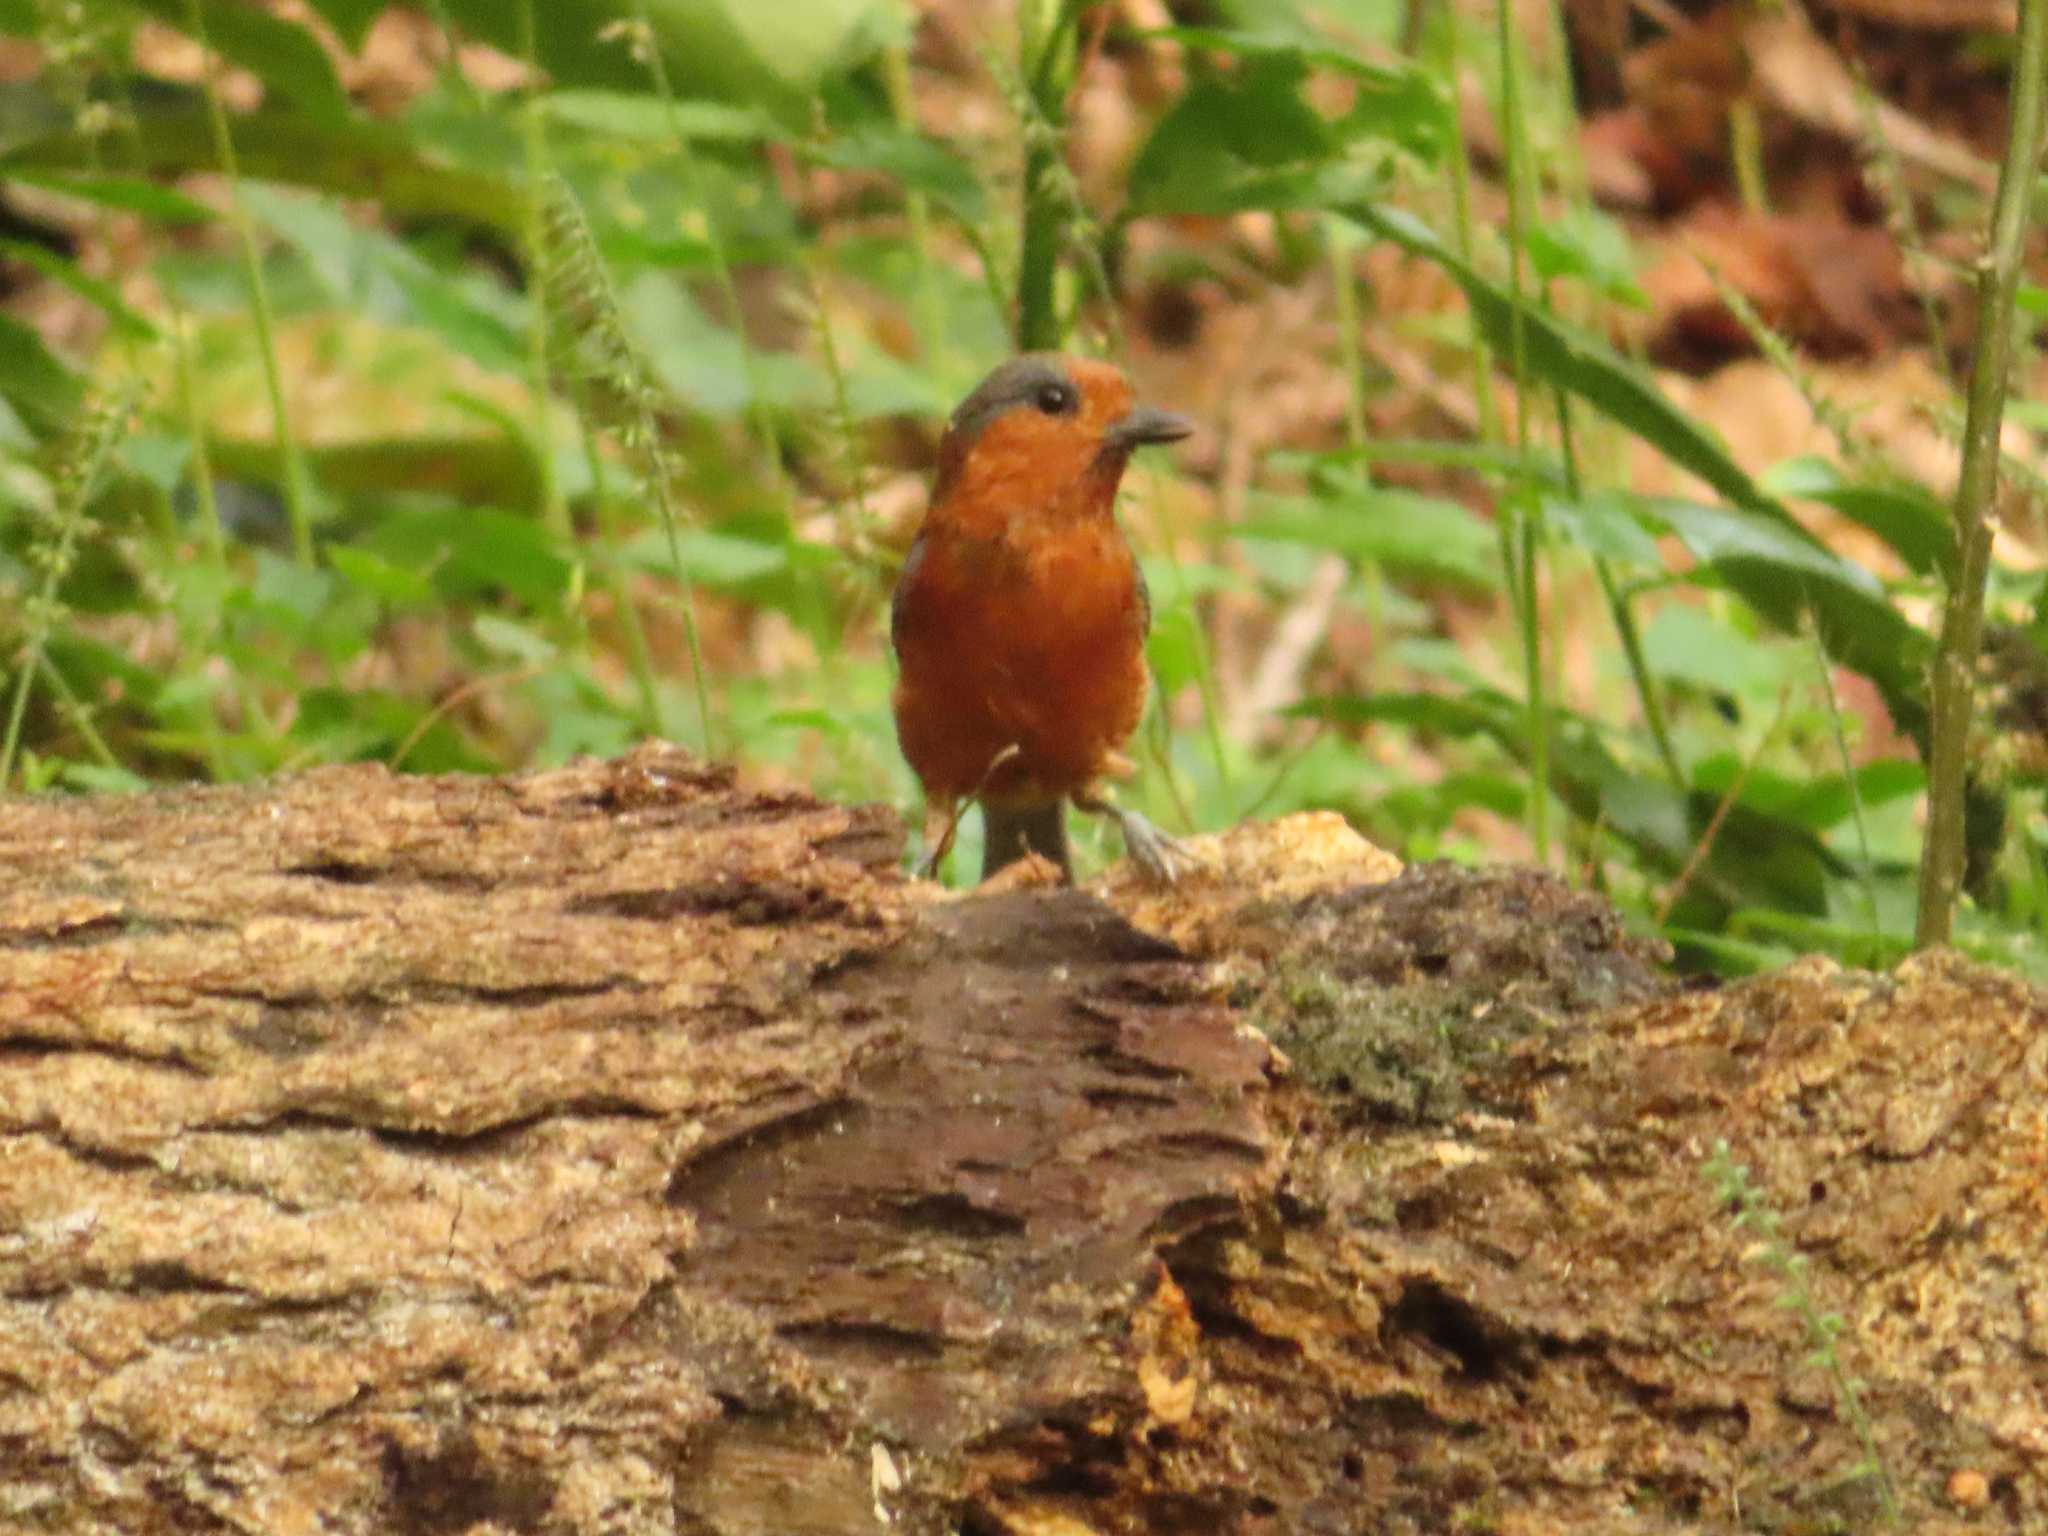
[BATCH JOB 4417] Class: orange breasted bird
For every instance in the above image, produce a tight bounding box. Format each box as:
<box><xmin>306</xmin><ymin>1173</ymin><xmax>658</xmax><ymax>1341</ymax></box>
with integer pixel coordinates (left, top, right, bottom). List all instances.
<box><xmin>891</xmin><ymin>354</ymin><xmax>1193</xmax><ymax>883</ymax></box>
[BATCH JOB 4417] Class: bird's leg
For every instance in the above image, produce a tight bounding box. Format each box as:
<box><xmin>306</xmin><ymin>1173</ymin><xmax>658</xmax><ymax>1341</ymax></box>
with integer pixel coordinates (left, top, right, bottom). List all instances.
<box><xmin>918</xmin><ymin>745</ymin><xmax>1025</xmax><ymax>881</ymax></box>
<box><xmin>1071</xmin><ymin>786</ymin><xmax>1197</xmax><ymax>885</ymax></box>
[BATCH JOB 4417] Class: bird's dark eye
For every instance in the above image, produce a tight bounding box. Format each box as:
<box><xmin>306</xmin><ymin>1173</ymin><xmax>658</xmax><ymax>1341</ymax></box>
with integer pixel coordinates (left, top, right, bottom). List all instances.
<box><xmin>1034</xmin><ymin>380</ymin><xmax>1077</xmax><ymax>415</ymax></box>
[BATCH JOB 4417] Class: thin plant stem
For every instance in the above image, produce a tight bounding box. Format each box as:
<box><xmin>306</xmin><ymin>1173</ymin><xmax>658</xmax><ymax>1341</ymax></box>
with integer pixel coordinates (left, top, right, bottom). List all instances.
<box><xmin>1810</xmin><ymin>629</ymin><xmax>1881</xmax><ymax>935</ymax></box>
<box><xmin>1916</xmin><ymin>0</ymin><xmax>2047</xmax><ymax>946</ymax></box>
<box><xmin>1</xmin><ymin>386</ymin><xmax>133</xmax><ymax>788</ymax></box>
<box><xmin>537</xmin><ymin>176</ymin><xmax>716</xmax><ymax>753</ymax></box>
<box><xmin>1729</xmin><ymin>98</ymin><xmax>1770</xmax><ymax>215</ymax></box>
<box><xmin>1658</xmin><ymin>687</ymin><xmax>1791</xmax><ymax>926</ymax></box>
<box><xmin>516</xmin><ymin>1</ymin><xmax>575</xmax><ymax>561</ymax></box>
<box><xmin>1014</xmin><ymin>0</ymin><xmax>1079</xmax><ymax>350</ymax></box>
<box><xmin>1556</xmin><ymin>387</ymin><xmax>1682</xmax><ymax>789</ymax></box>
<box><xmin>184</xmin><ymin>0</ymin><xmax>316</xmax><ymax>567</ymax></box>
<box><xmin>1328</xmin><ymin>217</ymin><xmax>1384</xmax><ymax>686</ymax></box>
<box><xmin>37</xmin><ymin>651</ymin><xmax>118</xmax><ymax>770</ymax></box>
<box><xmin>1494</xmin><ymin>0</ymin><xmax>1549</xmax><ymax>862</ymax></box>
<box><xmin>1436</xmin><ymin>1</ymin><xmax>1502</xmax><ymax>449</ymax></box>
<box><xmin>577</xmin><ymin>413</ymin><xmax>661</xmax><ymax>734</ymax></box>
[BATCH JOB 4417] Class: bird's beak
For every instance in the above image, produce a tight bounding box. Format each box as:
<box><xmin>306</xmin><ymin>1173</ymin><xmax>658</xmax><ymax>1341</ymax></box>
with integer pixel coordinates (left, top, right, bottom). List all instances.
<box><xmin>1106</xmin><ymin>405</ymin><xmax>1194</xmax><ymax>450</ymax></box>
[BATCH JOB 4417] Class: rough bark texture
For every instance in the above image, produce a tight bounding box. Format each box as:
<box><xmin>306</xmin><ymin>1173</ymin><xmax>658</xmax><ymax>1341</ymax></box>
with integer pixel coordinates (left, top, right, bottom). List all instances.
<box><xmin>1</xmin><ymin>744</ymin><xmax>2042</xmax><ymax>1534</ymax></box>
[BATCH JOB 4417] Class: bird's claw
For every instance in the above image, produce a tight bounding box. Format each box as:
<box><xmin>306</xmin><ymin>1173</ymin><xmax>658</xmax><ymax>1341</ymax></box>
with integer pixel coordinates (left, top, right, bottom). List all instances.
<box><xmin>1113</xmin><ymin>808</ymin><xmax>1198</xmax><ymax>886</ymax></box>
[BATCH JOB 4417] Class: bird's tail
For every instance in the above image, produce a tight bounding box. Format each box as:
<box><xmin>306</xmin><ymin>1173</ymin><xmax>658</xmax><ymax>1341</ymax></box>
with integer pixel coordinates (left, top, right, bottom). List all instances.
<box><xmin>982</xmin><ymin>801</ymin><xmax>1070</xmax><ymax>882</ymax></box>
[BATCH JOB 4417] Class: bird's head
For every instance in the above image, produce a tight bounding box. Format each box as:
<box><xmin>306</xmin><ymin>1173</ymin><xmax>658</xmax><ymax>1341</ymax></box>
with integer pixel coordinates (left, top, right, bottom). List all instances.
<box><xmin>928</xmin><ymin>354</ymin><xmax>1190</xmax><ymax>535</ymax></box>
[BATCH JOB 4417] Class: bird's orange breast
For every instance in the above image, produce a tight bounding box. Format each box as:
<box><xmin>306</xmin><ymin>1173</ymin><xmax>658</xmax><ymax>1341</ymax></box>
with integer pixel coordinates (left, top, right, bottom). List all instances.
<box><xmin>892</xmin><ymin>517</ymin><xmax>1149</xmax><ymax>807</ymax></box>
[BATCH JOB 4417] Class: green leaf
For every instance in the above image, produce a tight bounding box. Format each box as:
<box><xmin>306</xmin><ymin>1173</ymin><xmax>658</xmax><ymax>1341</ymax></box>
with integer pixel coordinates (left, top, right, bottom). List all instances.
<box><xmin>1344</xmin><ymin>203</ymin><xmax>1767</xmax><ymax>514</ymax></box>
<box><xmin>1760</xmin><ymin>454</ymin><xmax>1953</xmax><ymax>580</ymax></box>
<box><xmin>806</xmin><ymin>127</ymin><xmax>986</xmax><ymax>225</ymax></box>
<box><xmin>1146</xmin><ymin>600</ymin><xmax>1205</xmax><ymax>697</ymax></box>
<box><xmin>540</xmin><ymin>90</ymin><xmax>785</xmax><ymax>144</ymax></box>
<box><xmin>1542</xmin><ymin>489</ymin><xmax>1661</xmax><ymax>567</ymax></box>
<box><xmin>4</xmin><ymin>104</ymin><xmax>524</xmax><ymax>237</ymax></box>
<box><xmin>618</xmin><ymin>524</ymin><xmax>786</xmax><ymax>581</ymax></box>
<box><xmin>1663</xmin><ymin>926</ymin><xmax>1801</xmax><ymax>976</ymax></box>
<box><xmin>327</xmin><ymin>544</ymin><xmax>436</xmax><ymax>606</ymax></box>
<box><xmin>1127</xmin><ymin>37</ymin><xmax>1443</xmax><ymax>217</ymax></box>
<box><xmin>1295</xmin><ymin>688</ymin><xmax>1844</xmax><ymax>922</ymax></box>
<box><xmin>239</xmin><ymin>181</ymin><xmax>524</xmax><ymax>372</ymax></box>
<box><xmin>1780</xmin><ymin>759</ymin><xmax>1924</xmax><ymax>830</ymax></box>
<box><xmin>6</xmin><ymin>171</ymin><xmax>216</xmax><ymax>224</ymax></box>
<box><xmin>437</xmin><ymin>0</ymin><xmax>900</xmax><ymax>125</ymax></box>
<box><xmin>59</xmin><ymin>763</ymin><xmax>150</xmax><ymax>795</ymax></box>
<box><xmin>131</xmin><ymin>0</ymin><xmax>351</xmax><ymax>125</ymax></box>
<box><xmin>1157</xmin><ymin>27</ymin><xmax>1449</xmax><ymax>163</ymax></box>
<box><xmin>0</xmin><ymin>311</ymin><xmax>83</xmax><ymax>434</ymax></box>
<box><xmin>0</xmin><ymin>243</ymin><xmax>159</xmax><ymax>342</ymax></box>
<box><xmin>1340</xmin><ymin>203</ymin><xmax>1933</xmax><ymax>742</ymax></box>
<box><xmin>1523</xmin><ymin>207</ymin><xmax>1645</xmax><ymax>308</ymax></box>
<box><xmin>1730</xmin><ymin>909</ymin><xmax>1911</xmax><ymax>971</ymax></box>
<box><xmin>1238</xmin><ymin>481</ymin><xmax>1498</xmax><ymax>590</ymax></box>
<box><xmin>1639</xmin><ymin>602</ymin><xmax>1790</xmax><ymax>696</ymax></box>
<box><xmin>472</xmin><ymin>613</ymin><xmax>560</xmax><ymax>664</ymax></box>
<box><xmin>1650</xmin><ymin>499</ymin><xmax>1929</xmax><ymax>727</ymax></box>
<box><xmin>363</xmin><ymin>505</ymin><xmax>572</xmax><ymax>607</ymax></box>
<box><xmin>210</xmin><ymin>436</ymin><xmax>544</xmax><ymax>514</ymax></box>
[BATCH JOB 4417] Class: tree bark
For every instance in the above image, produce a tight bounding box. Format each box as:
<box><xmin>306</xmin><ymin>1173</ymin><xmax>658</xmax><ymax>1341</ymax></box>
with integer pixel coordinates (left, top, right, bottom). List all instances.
<box><xmin>2</xmin><ymin>745</ymin><xmax>2043</xmax><ymax>1533</ymax></box>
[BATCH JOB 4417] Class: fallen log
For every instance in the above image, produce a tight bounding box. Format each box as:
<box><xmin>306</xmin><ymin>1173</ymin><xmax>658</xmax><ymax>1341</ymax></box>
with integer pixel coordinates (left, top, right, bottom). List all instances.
<box><xmin>1</xmin><ymin>743</ymin><xmax>2041</xmax><ymax>1532</ymax></box>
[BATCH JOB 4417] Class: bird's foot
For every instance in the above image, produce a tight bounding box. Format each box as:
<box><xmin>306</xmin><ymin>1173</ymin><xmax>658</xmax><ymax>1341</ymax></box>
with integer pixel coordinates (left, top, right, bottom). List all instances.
<box><xmin>1072</xmin><ymin>788</ymin><xmax>1201</xmax><ymax>885</ymax></box>
<box><xmin>1113</xmin><ymin>807</ymin><xmax>1199</xmax><ymax>885</ymax></box>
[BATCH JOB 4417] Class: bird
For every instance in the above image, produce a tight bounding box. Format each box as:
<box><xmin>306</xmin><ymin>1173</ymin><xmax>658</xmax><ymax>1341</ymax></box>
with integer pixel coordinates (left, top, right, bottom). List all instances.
<box><xmin>890</xmin><ymin>352</ymin><xmax>1193</xmax><ymax>884</ymax></box>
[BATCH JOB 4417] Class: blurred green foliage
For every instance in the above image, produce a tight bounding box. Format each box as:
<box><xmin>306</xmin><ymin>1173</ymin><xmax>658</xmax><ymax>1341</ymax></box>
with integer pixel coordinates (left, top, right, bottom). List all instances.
<box><xmin>0</xmin><ymin>0</ymin><xmax>2042</xmax><ymax>978</ymax></box>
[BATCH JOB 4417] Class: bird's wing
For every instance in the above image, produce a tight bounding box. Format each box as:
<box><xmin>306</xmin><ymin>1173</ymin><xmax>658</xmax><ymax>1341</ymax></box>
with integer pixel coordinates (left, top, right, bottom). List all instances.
<box><xmin>890</xmin><ymin>531</ymin><xmax>928</xmax><ymax>653</ymax></box>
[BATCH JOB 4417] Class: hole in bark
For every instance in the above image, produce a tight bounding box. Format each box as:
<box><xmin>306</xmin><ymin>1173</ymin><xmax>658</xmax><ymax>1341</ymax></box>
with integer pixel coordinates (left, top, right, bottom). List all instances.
<box><xmin>380</xmin><ymin>1430</ymin><xmax>555</xmax><ymax>1536</ymax></box>
<box><xmin>888</xmin><ymin>1192</ymin><xmax>1026</xmax><ymax>1238</ymax></box>
<box><xmin>1386</xmin><ymin>1279</ymin><xmax>1508</xmax><ymax>1381</ymax></box>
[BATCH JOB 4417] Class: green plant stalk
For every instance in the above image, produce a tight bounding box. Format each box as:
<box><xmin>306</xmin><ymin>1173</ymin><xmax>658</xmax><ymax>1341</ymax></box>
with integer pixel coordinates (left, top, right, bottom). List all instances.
<box><xmin>167</xmin><ymin>308</ymin><xmax>239</xmax><ymax>779</ymax></box>
<box><xmin>537</xmin><ymin>176</ymin><xmax>716</xmax><ymax>753</ymax></box>
<box><xmin>0</xmin><ymin>386</ymin><xmax>131</xmax><ymax>788</ymax></box>
<box><xmin>577</xmin><ymin>413</ymin><xmax>661</xmax><ymax>734</ymax></box>
<box><xmin>1433</xmin><ymin>0</ymin><xmax>1525</xmax><ymax>773</ymax></box>
<box><xmin>516</xmin><ymin>1</ymin><xmax>576</xmax><ymax>565</ymax></box>
<box><xmin>1555</xmin><ymin>387</ymin><xmax>1682</xmax><ymax>788</ymax></box>
<box><xmin>1729</xmin><ymin>98</ymin><xmax>1770</xmax><ymax>215</ymax></box>
<box><xmin>1916</xmin><ymin>0</ymin><xmax>2047</xmax><ymax>947</ymax></box>
<box><xmin>1328</xmin><ymin>218</ymin><xmax>1385</xmax><ymax>686</ymax></box>
<box><xmin>1152</xmin><ymin>457</ymin><xmax>1235</xmax><ymax>825</ymax></box>
<box><xmin>1014</xmin><ymin>0</ymin><xmax>1077</xmax><ymax>351</ymax></box>
<box><xmin>1811</xmin><ymin>629</ymin><xmax>1881</xmax><ymax>935</ymax></box>
<box><xmin>1494</xmin><ymin>0</ymin><xmax>1549</xmax><ymax>862</ymax></box>
<box><xmin>37</xmin><ymin>650</ymin><xmax>119</xmax><ymax>770</ymax></box>
<box><xmin>1435</xmin><ymin>0</ymin><xmax>1502</xmax><ymax>448</ymax></box>
<box><xmin>185</xmin><ymin>0</ymin><xmax>316</xmax><ymax>568</ymax></box>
